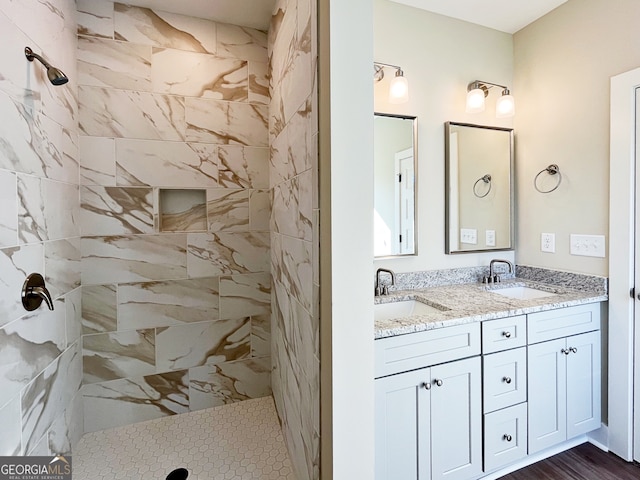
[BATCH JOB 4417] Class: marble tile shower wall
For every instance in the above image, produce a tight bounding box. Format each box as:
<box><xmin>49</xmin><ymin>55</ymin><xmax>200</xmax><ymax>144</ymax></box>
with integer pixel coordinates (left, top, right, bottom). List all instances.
<box><xmin>77</xmin><ymin>1</ymin><xmax>272</xmax><ymax>432</ymax></box>
<box><xmin>0</xmin><ymin>0</ymin><xmax>82</xmax><ymax>457</ymax></box>
<box><xmin>269</xmin><ymin>0</ymin><xmax>319</xmax><ymax>479</ymax></box>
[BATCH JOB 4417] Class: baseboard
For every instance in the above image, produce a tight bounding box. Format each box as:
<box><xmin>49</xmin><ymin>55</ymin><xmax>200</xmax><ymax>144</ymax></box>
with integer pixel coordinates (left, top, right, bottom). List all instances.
<box><xmin>587</xmin><ymin>423</ymin><xmax>609</xmax><ymax>451</ymax></box>
<box><xmin>479</xmin><ymin>436</ymin><xmax>588</xmax><ymax>480</ymax></box>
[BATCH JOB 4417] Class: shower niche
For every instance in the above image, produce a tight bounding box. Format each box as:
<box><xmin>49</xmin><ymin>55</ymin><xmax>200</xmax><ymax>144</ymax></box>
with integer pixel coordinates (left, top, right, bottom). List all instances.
<box><xmin>159</xmin><ymin>188</ymin><xmax>207</xmax><ymax>232</ymax></box>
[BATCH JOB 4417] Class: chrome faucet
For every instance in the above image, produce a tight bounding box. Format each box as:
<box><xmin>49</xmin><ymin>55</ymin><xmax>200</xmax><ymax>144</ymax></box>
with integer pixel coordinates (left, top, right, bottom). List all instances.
<box><xmin>375</xmin><ymin>268</ymin><xmax>396</xmax><ymax>296</ymax></box>
<box><xmin>483</xmin><ymin>259</ymin><xmax>514</xmax><ymax>284</ymax></box>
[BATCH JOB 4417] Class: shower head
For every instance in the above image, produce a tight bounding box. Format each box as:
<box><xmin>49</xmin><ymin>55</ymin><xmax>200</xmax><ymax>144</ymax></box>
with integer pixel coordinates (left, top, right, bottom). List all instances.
<box><xmin>24</xmin><ymin>46</ymin><xmax>69</xmax><ymax>86</ymax></box>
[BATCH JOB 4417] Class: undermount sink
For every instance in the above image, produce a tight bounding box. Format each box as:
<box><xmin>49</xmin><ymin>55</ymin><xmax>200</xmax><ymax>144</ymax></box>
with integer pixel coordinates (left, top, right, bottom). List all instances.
<box><xmin>374</xmin><ymin>299</ymin><xmax>444</xmax><ymax>322</ymax></box>
<box><xmin>490</xmin><ymin>286</ymin><xmax>557</xmax><ymax>300</ymax></box>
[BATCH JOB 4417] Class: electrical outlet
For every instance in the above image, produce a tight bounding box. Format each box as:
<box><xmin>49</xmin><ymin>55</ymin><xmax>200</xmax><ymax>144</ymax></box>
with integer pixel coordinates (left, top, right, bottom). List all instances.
<box><xmin>541</xmin><ymin>233</ymin><xmax>555</xmax><ymax>253</ymax></box>
<box><xmin>486</xmin><ymin>230</ymin><xmax>496</xmax><ymax>247</ymax></box>
<box><xmin>460</xmin><ymin>228</ymin><xmax>477</xmax><ymax>244</ymax></box>
<box><xmin>570</xmin><ymin>234</ymin><xmax>606</xmax><ymax>257</ymax></box>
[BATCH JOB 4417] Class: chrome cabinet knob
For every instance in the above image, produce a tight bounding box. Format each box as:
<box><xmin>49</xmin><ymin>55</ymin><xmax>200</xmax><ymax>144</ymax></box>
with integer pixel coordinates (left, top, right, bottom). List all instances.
<box><xmin>503</xmin><ymin>434</ymin><xmax>513</xmax><ymax>442</ymax></box>
<box><xmin>434</xmin><ymin>379</ymin><xmax>443</xmax><ymax>387</ymax></box>
<box><xmin>502</xmin><ymin>376</ymin><xmax>512</xmax><ymax>384</ymax></box>
<box><xmin>422</xmin><ymin>382</ymin><xmax>431</xmax><ymax>390</ymax></box>
<box><xmin>502</xmin><ymin>331</ymin><xmax>511</xmax><ymax>338</ymax></box>
<box><xmin>561</xmin><ymin>348</ymin><xmax>570</xmax><ymax>355</ymax></box>
<box><xmin>569</xmin><ymin>347</ymin><xmax>577</xmax><ymax>353</ymax></box>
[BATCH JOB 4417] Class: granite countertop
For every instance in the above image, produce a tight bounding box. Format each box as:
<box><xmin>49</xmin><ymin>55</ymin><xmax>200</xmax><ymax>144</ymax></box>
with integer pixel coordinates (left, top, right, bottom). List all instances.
<box><xmin>374</xmin><ymin>278</ymin><xmax>608</xmax><ymax>339</ymax></box>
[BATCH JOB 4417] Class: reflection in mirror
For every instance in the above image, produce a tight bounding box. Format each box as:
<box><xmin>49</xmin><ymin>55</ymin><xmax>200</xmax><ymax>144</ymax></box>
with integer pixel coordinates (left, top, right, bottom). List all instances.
<box><xmin>374</xmin><ymin>113</ymin><xmax>417</xmax><ymax>257</ymax></box>
<box><xmin>445</xmin><ymin>122</ymin><xmax>514</xmax><ymax>254</ymax></box>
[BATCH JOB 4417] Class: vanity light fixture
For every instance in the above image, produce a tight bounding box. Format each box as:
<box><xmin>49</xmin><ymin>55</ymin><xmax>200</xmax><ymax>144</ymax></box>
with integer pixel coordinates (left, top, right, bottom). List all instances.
<box><xmin>466</xmin><ymin>80</ymin><xmax>515</xmax><ymax>118</ymax></box>
<box><xmin>374</xmin><ymin>62</ymin><xmax>409</xmax><ymax>104</ymax></box>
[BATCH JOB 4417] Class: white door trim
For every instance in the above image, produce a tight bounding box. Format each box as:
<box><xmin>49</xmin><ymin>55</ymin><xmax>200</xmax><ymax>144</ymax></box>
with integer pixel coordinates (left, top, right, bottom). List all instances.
<box><xmin>608</xmin><ymin>66</ymin><xmax>640</xmax><ymax>461</ymax></box>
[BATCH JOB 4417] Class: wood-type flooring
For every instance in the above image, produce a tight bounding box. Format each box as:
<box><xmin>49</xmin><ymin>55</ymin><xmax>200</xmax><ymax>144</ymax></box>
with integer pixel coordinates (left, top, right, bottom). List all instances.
<box><xmin>499</xmin><ymin>443</ymin><xmax>640</xmax><ymax>479</ymax></box>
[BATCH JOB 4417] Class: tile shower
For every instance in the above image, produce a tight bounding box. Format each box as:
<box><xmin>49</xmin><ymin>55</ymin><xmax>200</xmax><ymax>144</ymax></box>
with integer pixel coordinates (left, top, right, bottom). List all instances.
<box><xmin>0</xmin><ymin>0</ymin><xmax>319</xmax><ymax>479</ymax></box>
<box><xmin>77</xmin><ymin>1</ymin><xmax>272</xmax><ymax>432</ymax></box>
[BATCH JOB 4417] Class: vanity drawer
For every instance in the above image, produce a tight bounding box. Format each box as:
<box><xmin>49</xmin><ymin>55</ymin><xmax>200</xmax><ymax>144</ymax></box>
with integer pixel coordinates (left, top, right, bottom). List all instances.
<box><xmin>484</xmin><ymin>403</ymin><xmax>528</xmax><ymax>472</ymax></box>
<box><xmin>483</xmin><ymin>347</ymin><xmax>527</xmax><ymax>413</ymax></box>
<box><xmin>528</xmin><ymin>303</ymin><xmax>601</xmax><ymax>344</ymax></box>
<box><xmin>482</xmin><ymin>315</ymin><xmax>526</xmax><ymax>354</ymax></box>
<box><xmin>374</xmin><ymin>323</ymin><xmax>481</xmax><ymax>378</ymax></box>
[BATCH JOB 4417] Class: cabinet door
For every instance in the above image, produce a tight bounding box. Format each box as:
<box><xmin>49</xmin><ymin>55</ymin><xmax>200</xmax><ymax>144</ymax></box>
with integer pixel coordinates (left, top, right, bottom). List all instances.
<box><xmin>566</xmin><ymin>331</ymin><xmax>602</xmax><ymax>438</ymax></box>
<box><xmin>430</xmin><ymin>357</ymin><xmax>482</xmax><ymax>480</ymax></box>
<box><xmin>528</xmin><ymin>338</ymin><xmax>567</xmax><ymax>454</ymax></box>
<box><xmin>375</xmin><ymin>368</ymin><xmax>431</xmax><ymax>480</ymax></box>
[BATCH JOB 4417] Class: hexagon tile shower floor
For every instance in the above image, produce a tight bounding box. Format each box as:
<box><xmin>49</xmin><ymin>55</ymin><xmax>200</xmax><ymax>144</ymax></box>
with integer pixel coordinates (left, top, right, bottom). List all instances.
<box><xmin>73</xmin><ymin>396</ymin><xmax>295</xmax><ymax>479</ymax></box>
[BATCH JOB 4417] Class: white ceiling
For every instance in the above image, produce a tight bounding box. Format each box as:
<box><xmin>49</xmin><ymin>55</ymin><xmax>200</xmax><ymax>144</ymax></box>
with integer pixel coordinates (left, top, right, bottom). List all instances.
<box><xmin>388</xmin><ymin>0</ymin><xmax>568</xmax><ymax>34</ymax></box>
<box><xmin>114</xmin><ymin>0</ymin><xmax>277</xmax><ymax>31</ymax></box>
<box><xmin>112</xmin><ymin>0</ymin><xmax>566</xmax><ymax>35</ymax></box>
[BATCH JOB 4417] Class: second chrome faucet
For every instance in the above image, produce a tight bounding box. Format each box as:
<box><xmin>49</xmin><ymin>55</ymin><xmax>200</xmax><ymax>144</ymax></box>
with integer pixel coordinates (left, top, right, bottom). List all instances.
<box><xmin>482</xmin><ymin>259</ymin><xmax>514</xmax><ymax>284</ymax></box>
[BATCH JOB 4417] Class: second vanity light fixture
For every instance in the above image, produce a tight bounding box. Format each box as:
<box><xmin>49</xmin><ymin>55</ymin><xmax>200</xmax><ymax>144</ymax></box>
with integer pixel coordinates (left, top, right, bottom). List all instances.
<box><xmin>466</xmin><ymin>80</ymin><xmax>515</xmax><ymax>118</ymax></box>
<box><xmin>374</xmin><ymin>62</ymin><xmax>409</xmax><ymax>104</ymax></box>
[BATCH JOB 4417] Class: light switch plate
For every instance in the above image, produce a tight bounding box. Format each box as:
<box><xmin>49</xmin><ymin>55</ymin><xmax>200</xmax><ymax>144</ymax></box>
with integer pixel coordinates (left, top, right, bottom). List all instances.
<box><xmin>486</xmin><ymin>230</ymin><xmax>496</xmax><ymax>247</ymax></box>
<box><xmin>541</xmin><ymin>233</ymin><xmax>555</xmax><ymax>253</ymax></box>
<box><xmin>461</xmin><ymin>228</ymin><xmax>477</xmax><ymax>244</ymax></box>
<box><xmin>570</xmin><ymin>234</ymin><xmax>606</xmax><ymax>257</ymax></box>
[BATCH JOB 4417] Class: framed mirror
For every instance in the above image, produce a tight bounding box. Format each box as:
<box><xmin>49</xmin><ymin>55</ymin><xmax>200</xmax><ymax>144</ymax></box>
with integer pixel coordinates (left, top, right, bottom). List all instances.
<box><xmin>374</xmin><ymin>113</ymin><xmax>418</xmax><ymax>257</ymax></box>
<box><xmin>445</xmin><ymin>122</ymin><xmax>514</xmax><ymax>254</ymax></box>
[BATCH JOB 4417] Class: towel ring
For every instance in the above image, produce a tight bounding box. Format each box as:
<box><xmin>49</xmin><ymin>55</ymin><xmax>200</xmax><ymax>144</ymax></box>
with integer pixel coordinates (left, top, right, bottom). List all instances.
<box><xmin>534</xmin><ymin>164</ymin><xmax>562</xmax><ymax>193</ymax></box>
<box><xmin>473</xmin><ymin>174</ymin><xmax>492</xmax><ymax>198</ymax></box>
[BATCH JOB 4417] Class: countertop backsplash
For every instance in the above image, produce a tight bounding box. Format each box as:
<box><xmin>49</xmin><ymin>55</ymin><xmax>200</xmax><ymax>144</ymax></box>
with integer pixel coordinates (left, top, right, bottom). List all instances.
<box><xmin>515</xmin><ymin>265</ymin><xmax>608</xmax><ymax>295</ymax></box>
<box><xmin>379</xmin><ymin>265</ymin><xmax>607</xmax><ymax>295</ymax></box>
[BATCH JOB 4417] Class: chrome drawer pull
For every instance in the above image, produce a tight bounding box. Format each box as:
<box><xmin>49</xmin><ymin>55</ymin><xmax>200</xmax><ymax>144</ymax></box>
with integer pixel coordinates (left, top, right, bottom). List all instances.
<box><xmin>502</xmin><ymin>376</ymin><xmax>512</xmax><ymax>384</ymax></box>
<box><xmin>503</xmin><ymin>434</ymin><xmax>513</xmax><ymax>442</ymax></box>
<box><xmin>501</xmin><ymin>331</ymin><xmax>511</xmax><ymax>338</ymax></box>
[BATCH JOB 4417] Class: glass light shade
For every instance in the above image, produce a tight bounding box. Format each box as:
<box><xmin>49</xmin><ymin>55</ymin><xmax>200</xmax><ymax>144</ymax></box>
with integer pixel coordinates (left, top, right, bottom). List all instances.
<box><xmin>466</xmin><ymin>88</ymin><xmax>485</xmax><ymax>113</ymax></box>
<box><xmin>496</xmin><ymin>93</ymin><xmax>515</xmax><ymax>118</ymax></box>
<box><xmin>389</xmin><ymin>75</ymin><xmax>409</xmax><ymax>104</ymax></box>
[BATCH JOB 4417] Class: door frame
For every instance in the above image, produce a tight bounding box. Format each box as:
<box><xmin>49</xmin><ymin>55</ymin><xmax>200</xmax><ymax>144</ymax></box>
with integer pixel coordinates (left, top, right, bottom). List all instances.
<box><xmin>609</xmin><ymin>66</ymin><xmax>640</xmax><ymax>461</ymax></box>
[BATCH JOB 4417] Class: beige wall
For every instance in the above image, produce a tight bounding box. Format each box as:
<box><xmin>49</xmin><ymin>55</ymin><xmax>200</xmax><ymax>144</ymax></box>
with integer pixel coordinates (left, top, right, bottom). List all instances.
<box><xmin>373</xmin><ymin>0</ymin><xmax>515</xmax><ymax>273</ymax></box>
<box><xmin>514</xmin><ymin>0</ymin><xmax>640</xmax><ymax>275</ymax></box>
<box><xmin>320</xmin><ymin>0</ymin><xmax>376</xmax><ymax>477</ymax></box>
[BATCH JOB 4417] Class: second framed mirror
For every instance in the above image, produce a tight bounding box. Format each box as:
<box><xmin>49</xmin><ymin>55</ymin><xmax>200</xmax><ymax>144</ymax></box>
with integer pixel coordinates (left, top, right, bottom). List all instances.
<box><xmin>445</xmin><ymin>122</ymin><xmax>514</xmax><ymax>254</ymax></box>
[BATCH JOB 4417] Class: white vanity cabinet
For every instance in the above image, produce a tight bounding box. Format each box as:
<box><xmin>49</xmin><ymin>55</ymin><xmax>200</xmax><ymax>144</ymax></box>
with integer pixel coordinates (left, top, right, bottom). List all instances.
<box><xmin>375</xmin><ymin>324</ymin><xmax>483</xmax><ymax>480</ymax></box>
<box><xmin>375</xmin><ymin>300</ymin><xmax>603</xmax><ymax>480</ymax></box>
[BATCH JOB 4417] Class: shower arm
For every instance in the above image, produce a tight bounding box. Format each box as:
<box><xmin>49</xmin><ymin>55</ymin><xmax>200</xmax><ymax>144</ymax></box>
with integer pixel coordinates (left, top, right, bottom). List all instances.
<box><xmin>25</xmin><ymin>47</ymin><xmax>52</xmax><ymax>69</ymax></box>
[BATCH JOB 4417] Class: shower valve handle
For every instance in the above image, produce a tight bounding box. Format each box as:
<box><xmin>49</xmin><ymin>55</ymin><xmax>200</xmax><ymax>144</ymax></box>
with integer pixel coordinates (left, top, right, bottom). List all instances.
<box><xmin>21</xmin><ymin>273</ymin><xmax>54</xmax><ymax>311</ymax></box>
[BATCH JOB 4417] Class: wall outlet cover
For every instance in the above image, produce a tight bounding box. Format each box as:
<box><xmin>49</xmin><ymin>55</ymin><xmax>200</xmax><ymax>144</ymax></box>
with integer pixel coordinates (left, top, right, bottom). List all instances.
<box><xmin>541</xmin><ymin>233</ymin><xmax>555</xmax><ymax>253</ymax></box>
<box><xmin>486</xmin><ymin>230</ymin><xmax>496</xmax><ymax>247</ymax></box>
